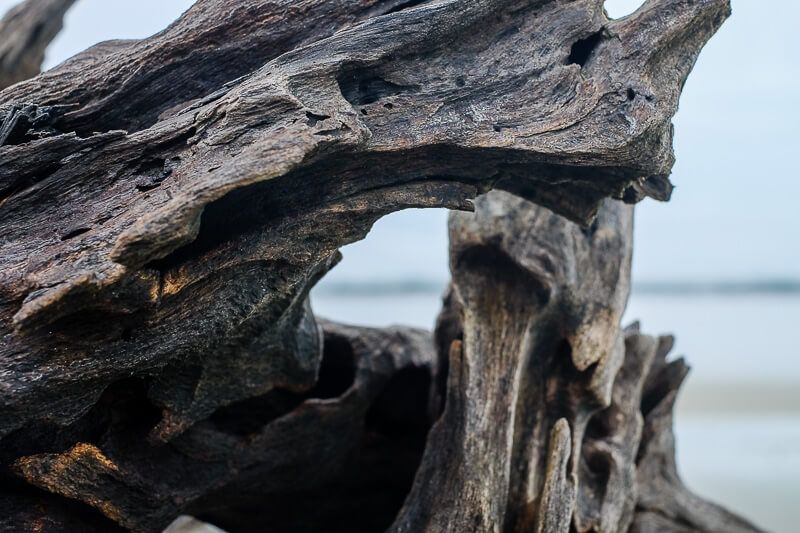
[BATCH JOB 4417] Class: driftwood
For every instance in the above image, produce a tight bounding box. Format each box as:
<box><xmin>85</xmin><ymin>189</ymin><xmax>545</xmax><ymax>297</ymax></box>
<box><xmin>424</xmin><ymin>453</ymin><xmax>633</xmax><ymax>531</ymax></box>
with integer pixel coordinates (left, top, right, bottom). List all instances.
<box><xmin>392</xmin><ymin>192</ymin><xmax>759</xmax><ymax>533</ymax></box>
<box><xmin>0</xmin><ymin>0</ymin><xmax>759</xmax><ymax>531</ymax></box>
<box><xmin>0</xmin><ymin>0</ymin><xmax>74</xmax><ymax>90</ymax></box>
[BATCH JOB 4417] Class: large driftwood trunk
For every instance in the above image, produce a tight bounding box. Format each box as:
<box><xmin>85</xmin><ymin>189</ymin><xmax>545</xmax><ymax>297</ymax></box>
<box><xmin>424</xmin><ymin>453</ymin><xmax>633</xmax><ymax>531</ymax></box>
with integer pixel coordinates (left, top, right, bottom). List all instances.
<box><xmin>0</xmin><ymin>0</ymin><xmax>759</xmax><ymax>532</ymax></box>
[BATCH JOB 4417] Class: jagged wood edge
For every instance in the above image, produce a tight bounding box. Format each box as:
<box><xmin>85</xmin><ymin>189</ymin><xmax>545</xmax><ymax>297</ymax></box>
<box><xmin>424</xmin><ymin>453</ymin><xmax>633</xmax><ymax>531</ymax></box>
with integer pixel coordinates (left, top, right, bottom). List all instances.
<box><xmin>5</xmin><ymin>319</ymin><xmax>441</xmax><ymax>531</ymax></box>
<box><xmin>0</xmin><ymin>0</ymin><xmax>729</xmax><ymax>444</ymax></box>
<box><xmin>0</xmin><ymin>0</ymin><xmax>738</xmax><ymax>530</ymax></box>
<box><xmin>391</xmin><ymin>191</ymin><xmax>761</xmax><ymax>533</ymax></box>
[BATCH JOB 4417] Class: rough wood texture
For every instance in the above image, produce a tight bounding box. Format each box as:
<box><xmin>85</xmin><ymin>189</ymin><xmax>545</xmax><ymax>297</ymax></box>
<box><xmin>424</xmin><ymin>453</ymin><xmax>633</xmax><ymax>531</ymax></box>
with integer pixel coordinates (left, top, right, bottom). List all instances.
<box><xmin>630</xmin><ymin>329</ymin><xmax>761</xmax><ymax>533</ymax></box>
<box><xmin>0</xmin><ymin>0</ymin><xmax>75</xmax><ymax>90</ymax></box>
<box><xmin>0</xmin><ymin>0</ymin><xmax>728</xmax><ymax>442</ymax></box>
<box><xmin>392</xmin><ymin>192</ymin><xmax>633</xmax><ymax>532</ymax></box>
<box><xmin>391</xmin><ymin>191</ymin><xmax>759</xmax><ymax>533</ymax></box>
<box><xmin>0</xmin><ymin>0</ymin><xmax>753</xmax><ymax>531</ymax></box>
<box><xmin>6</xmin><ymin>320</ymin><xmax>440</xmax><ymax>532</ymax></box>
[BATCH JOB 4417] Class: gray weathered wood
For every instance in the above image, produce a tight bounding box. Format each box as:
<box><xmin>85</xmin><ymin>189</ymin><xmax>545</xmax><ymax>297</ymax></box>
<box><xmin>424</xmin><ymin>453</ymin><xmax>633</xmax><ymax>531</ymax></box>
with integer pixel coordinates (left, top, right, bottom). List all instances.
<box><xmin>392</xmin><ymin>193</ymin><xmax>759</xmax><ymax>532</ymax></box>
<box><xmin>0</xmin><ymin>0</ymin><xmax>728</xmax><ymax>444</ymax></box>
<box><xmin>0</xmin><ymin>0</ymin><xmax>75</xmax><ymax>90</ymax></box>
<box><xmin>0</xmin><ymin>0</ymin><xmax>752</xmax><ymax>531</ymax></box>
<box><xmin>392</xmin><ymin>191</ymin><xmax>633</xmax><ymax>532</ymax></box>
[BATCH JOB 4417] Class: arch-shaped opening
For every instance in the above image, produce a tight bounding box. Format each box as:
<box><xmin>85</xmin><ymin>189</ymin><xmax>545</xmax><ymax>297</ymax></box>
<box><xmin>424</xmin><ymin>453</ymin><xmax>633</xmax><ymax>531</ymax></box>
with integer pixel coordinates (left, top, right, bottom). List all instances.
<box><xmin>311</xmin><ymin>207</ymin><xmax>451</xmax><ymax>330</ymax></box>
<box><xmin>603</xmin><ymin>0</ymin><xmax>646</xmax><ymax>20</ymax></box>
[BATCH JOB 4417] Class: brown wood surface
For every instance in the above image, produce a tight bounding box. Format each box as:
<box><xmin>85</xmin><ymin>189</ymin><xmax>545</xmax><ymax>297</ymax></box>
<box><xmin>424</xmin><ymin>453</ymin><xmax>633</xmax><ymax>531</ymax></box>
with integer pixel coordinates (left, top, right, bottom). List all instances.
<box><xmin>0</xmin><ymin>0</ymin><xmax>758</xmax><ymax>531</ymax></box>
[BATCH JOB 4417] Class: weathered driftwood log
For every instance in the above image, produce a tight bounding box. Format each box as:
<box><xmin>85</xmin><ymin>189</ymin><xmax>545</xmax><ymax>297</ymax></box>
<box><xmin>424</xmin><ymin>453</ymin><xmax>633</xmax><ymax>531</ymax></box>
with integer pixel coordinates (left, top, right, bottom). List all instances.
<box><xmin>394</xmin><ymin>192</ymin><xmax>633</xmax><ymax>533</ymax></box>
<box><xmin>0</xmin><ymin>0</ymin><xmax>75</xmax><ymax>90</ymax></box>
<box><xmin>0</xmin><ymin>0</ymin><xmax>728</xmax><ymax>446</ymax></box>
<box><xmin>391</xmin><ymin>191</ymin><xmax>760</xmax><ymax>533</ymax></box>
<box><xmin>6</xmin><ymin>320</ymin><xmax>441</xmax><ymax>532</ymax></box>
<box><xmin>0</xmin><ymin>0</ymin><xmax>748</xmax><ymax>531</ymax></box>
<box><xmin>1</xmin><ymin>194</ymin><xmax>760</xmax><ymax>532</ymax></box>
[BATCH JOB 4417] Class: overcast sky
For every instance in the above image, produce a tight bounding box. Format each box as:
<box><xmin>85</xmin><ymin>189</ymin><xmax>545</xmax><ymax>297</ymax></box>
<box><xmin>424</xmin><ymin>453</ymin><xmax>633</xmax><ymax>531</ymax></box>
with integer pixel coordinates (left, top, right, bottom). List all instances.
<box><xmin>2</xmin><ymin>0</ymin><xmax>796</xmax><ymax>283</ymax></box>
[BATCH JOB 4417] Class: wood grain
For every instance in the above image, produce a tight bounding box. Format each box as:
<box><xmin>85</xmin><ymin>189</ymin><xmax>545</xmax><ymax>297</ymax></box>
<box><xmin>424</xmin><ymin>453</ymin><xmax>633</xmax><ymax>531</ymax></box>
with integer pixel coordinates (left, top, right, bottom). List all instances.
<box><xmin>0</xmin><ymin>0</ymin><xmax>752</xmax><ymax>531</ymax></box>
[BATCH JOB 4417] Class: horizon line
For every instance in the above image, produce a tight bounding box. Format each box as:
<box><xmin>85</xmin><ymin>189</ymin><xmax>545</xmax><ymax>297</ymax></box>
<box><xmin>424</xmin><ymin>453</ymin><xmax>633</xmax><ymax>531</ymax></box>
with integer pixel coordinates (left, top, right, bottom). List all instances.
<box><xmin>314</xmin><ymin>279</ymin><xmax>800</xmax><ymax>296</ymax></box>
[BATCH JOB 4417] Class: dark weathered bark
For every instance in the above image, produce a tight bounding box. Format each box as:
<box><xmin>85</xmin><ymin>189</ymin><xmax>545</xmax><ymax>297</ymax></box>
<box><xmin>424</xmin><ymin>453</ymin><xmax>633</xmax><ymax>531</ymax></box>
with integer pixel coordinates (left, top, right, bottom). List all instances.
<box><xmin>7</xmin><ymin>320</ymin><xmax>440</xmax><ymax>532</ymax></box>
<box><xmin>0</xmin><ymin>0</ymin><xmax>755</xmax><ymax>531</ymax></box>
<box><xmin>0</xmin><ymin>0</ymin><xmax>75</xmax><ymax>90</ymax></box>
<box><xmin>0</xmin><ymin>0</ymin><xmax>728</xmax><ymax>442</ymax></box>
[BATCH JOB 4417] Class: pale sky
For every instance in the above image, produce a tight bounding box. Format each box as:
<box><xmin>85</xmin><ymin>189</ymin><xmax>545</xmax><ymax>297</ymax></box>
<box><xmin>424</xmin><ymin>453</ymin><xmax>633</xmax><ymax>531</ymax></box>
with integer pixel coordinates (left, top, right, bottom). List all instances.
<box><xmin>2</xmin><ymin>0</ymin><xmax>797</xmax><ymax>283</ymax></box>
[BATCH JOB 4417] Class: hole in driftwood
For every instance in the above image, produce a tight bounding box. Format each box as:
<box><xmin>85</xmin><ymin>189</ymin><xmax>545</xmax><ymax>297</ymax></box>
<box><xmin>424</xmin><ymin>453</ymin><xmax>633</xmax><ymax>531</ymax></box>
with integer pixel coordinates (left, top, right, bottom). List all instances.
<box><xmin>196</xmin><ymin>323</ymin><xmax>434</xmax><ymax>531</ymax></box>
<box><xmin>567</xmin><ymin>30</ymin><xmax>604</xmax><ymax>67</ymax></box>
<box><xmin>209</xmin><ymin>389</ymin><xmax>307</xmax><ymax>436</ymax></box>
<box><xmin>313</xmin><ymin>333</ymin><xmax>357</xmax><ymax>399</ymax></box>
<box><xmin>208</xmin><ymin>333</ymin><xmax>356</xmax><ymax>436</ymax></box>
<box><xmin>583</xmin><ymin>448</ymin><xmax>612</xmax><ymax>488</ymax></box>
<box><xmin>311</xmin><ymin>207</ymin><xmax>449</xmax><ymax>328</ymax></box>
<box><xmin>381</xmin><ymin>0</ymin><xmax>431</xmax><ymax>15</ymax></box>
<box><xmin>60</xmin><ymin>226</ymin><xmax>92</xmax><ymax>241</ymax></box>
<box><xmin>95</xmin><ymin>378</ymin><xmax>163</xmax><ymax>438</ymax></box>
<box><xmin>604</xmin><ymin>0</ymin><xmax>646</xmax><ymax>20</ymax></box>
<box><xmin>305</xmin><ymin>111</ymin><xmax>330</xmax><ymax>127</ymax></box>
<box><xmin>337</xmin><ymin>66</ymin><xmax>420</xmax><ymax>106</ymax></box>
<box><xmin>621</xmin><ymin>184</ymin><xmax>640</xmax><ymax>204</ymax></box>
<box><xmin>365</xmin><ymin>365</ymin><xmax>433</xmax><ymax>443</ymax></box>
<box><xmin>586</xmin><ymin>404</ymin><xmax>617</xmax><ymax>440</ymax></box>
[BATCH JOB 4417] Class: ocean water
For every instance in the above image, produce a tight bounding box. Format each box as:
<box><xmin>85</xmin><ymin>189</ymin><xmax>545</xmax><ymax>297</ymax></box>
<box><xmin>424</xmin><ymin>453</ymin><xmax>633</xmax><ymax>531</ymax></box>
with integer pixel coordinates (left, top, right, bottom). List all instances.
<box><xmin>311</xmin><ymin>288</ymin><xmax>800</xmax><ymax>532</ymax></box>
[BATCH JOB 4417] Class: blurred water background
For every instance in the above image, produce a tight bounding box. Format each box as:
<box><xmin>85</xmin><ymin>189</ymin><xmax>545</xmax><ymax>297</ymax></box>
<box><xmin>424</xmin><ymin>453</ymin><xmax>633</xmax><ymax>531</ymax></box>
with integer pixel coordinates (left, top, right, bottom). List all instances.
<box><xmin>2</xmin><ymin>0</ymin><xmax>797</xmax><ymax>530</ymax></box>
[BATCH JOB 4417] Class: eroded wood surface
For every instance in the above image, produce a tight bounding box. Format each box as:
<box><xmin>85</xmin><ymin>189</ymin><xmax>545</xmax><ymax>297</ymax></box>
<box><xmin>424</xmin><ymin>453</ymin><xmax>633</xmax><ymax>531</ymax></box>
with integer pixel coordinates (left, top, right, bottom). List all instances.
<box><xmin>391</xmin><ymin>191</ymin><xmax>759</xmax><ymax>533</ymax></box>
<box><xmin>0</xmin><ymin>0</ymin><xmax>755</xmax><ymax>531</ymax></box>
